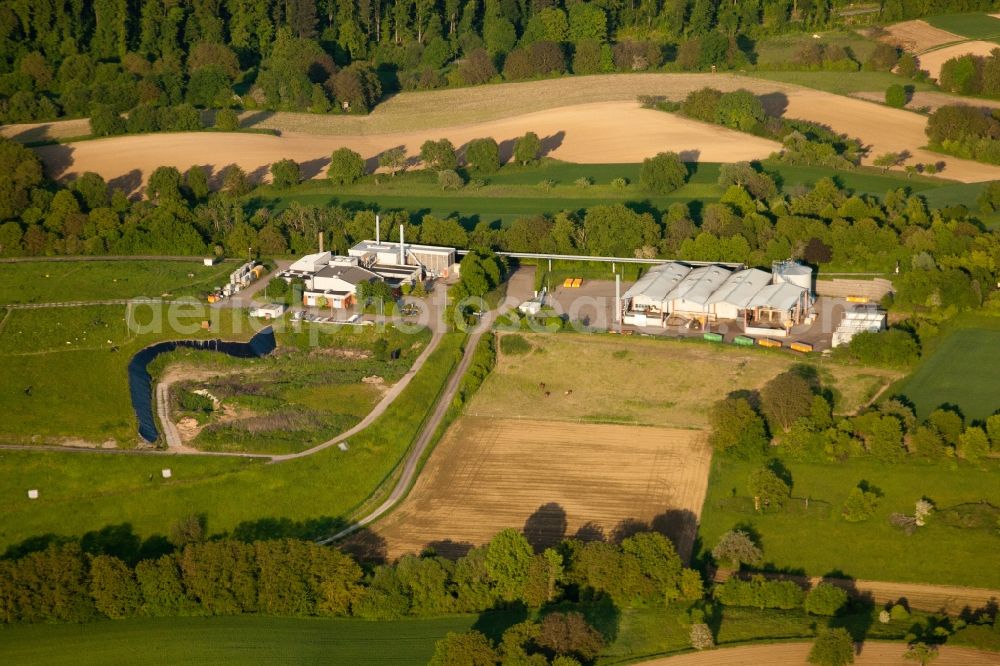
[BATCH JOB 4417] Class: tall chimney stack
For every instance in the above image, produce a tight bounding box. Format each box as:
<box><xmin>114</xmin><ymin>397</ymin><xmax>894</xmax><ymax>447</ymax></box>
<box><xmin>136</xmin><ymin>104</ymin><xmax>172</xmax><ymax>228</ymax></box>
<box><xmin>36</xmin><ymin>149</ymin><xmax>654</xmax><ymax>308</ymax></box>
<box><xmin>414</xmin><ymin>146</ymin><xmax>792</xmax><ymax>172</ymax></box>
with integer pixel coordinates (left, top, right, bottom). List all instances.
<box><xmin>399</xmin><ymin>224</ymin><xmax>405</xmax><ymax>265</ymax></box>
<box><xmin>375</xmin><ymin>214</ymin><xmax>380</xmax><ymax>244</ymax></box>
<box><xmin>318</xmin><ymin>231</ymin><xmax>324</xmax><ymax>253</ymax></box>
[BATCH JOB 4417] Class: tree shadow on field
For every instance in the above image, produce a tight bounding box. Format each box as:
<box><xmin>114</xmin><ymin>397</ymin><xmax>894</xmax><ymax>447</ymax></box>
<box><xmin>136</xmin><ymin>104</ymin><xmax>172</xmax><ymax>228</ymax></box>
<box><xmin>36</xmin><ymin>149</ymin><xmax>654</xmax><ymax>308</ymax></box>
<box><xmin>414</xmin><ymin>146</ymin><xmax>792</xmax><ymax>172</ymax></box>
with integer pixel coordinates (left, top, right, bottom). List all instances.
<box><xmin>108</xmin><ymin>168</ymin><xmax>143</xmax><ymax>199</ymax></box>
<box><xmin>680</xmin><ymin>149</ymin><xmax>701</xmax><ymax>164</ymax></box>
<box><xmin>573</xmin><ymin>522</ymin><xmax>606</xmax><ymax>543</ymax></box>
<box><xmin>34</xmin><ymin>143</ymin><xmax>74</xmax><ymax>180</ymax></box>
<box><xmin>523</xmin><ymin>502</ymin><xmax>568</xmax><ymax>553</ymax></box>
<box><xmin>540</xmin><ymin>131</ymin><xmax>564</xmax><ymax>157</ymax></box>
<box><xmin>423</xmin><ymin>539</ymin><xmax>475</xmax><ymax>559</ymax></box>
<box><xmin>498</xmin><ymin>137</ymin><xmax>517</xmax><ymax>163</ymax></box>
<box><xmin>338</xmin><ymin>527</ymin><xmax>389</xmax><ymax>566</ymax></box>
<box><xmin>300</xmin><ymin>156</ymin><xmax>329</xmax><ymax>180</ymax></box>
<box><xmin>230</xmin><ymin>515</ymin><xmax>349</xmax><ymax>542</ymax></box>
<box><xmin>239</xmin><ymin>110</ymin><xmax>276</xmax><ymax>129</ymax></box>
<box><xmin>760</xmin><ymin>92</ymin><xmax>789</xmax><ymax>118</ymax></box>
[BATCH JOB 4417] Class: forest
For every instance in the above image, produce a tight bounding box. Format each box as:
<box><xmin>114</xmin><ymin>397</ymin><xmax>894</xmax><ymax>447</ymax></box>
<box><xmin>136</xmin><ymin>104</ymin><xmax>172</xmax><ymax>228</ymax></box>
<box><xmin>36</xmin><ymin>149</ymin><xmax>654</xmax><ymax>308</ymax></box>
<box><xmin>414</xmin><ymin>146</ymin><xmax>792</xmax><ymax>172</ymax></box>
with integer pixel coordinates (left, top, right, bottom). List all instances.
<box><xmin>1</xmin><ymin>0</ymin><xmax>998</xmax><ymax>123</ymax></box>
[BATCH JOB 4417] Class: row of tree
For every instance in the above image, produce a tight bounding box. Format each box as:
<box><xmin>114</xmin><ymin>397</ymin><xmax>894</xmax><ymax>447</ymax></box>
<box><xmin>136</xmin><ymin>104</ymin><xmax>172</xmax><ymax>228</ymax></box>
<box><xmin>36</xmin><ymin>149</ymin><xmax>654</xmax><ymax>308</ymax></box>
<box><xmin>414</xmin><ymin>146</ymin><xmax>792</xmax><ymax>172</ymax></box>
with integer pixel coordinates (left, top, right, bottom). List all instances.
<box><xmin>937</xmin><ymin>47</ymin><xmax>1000</xmax><ymax>98</ymax></box>
<box><xmin>0</xmin><ymin>526</ymin><xmax>703</xmax><ymax>626</ymax></box>
<box><xmin>925</xmin><ymin>103</ymin><xmax>1000</xmax><ymax>166</ymax></box>
<box><xmin>709</xmin><ymin>366</ymin><xmax>1000</xmax><ymax>465</ymax></box>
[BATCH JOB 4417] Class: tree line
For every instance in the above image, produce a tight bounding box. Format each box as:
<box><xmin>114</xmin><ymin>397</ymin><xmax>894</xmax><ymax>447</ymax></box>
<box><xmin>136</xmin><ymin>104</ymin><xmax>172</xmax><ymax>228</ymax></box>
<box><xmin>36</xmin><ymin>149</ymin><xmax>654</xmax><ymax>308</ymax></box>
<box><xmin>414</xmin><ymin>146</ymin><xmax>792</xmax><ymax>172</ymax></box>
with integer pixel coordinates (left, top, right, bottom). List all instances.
<box><xmin>0</xmin><ymin>525</ymin><xmax>703</xmax><ymax>627</ymax></box>
<box><xmin>1</xmin><ymin>0</ymin><xmax>992</xmax><ymax>124</ymax></box>
<box><xmin>925</xmin><ymin>103</ymin><xmax>1000</xmax><ymax>166</ymax></box>
<box><xmin>709</xmin><ymin>366</ymin><xmax>1000</xmax><ymax>465</ymax></box>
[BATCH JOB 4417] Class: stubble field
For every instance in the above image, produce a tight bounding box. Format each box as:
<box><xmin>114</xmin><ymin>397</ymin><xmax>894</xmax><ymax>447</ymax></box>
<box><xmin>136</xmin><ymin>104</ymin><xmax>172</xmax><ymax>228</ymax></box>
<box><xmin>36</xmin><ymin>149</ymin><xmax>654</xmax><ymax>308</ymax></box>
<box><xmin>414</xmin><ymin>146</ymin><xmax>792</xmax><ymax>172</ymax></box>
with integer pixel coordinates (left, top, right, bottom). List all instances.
<box><xmin>371</xmin><ymin>416</ymin><xmax>711</xmax><ymax>561</ymax></box>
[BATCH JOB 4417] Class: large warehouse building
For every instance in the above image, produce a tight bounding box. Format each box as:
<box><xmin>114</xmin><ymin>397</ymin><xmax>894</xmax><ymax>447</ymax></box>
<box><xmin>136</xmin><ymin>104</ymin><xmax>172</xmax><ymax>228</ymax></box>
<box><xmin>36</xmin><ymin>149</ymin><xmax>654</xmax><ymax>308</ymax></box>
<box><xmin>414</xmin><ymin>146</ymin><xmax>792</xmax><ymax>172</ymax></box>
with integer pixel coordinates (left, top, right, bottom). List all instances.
<box><xmin>622</xmin><ymin>260</ymin><xmax>814</xmax><ymax>333</ymax></box>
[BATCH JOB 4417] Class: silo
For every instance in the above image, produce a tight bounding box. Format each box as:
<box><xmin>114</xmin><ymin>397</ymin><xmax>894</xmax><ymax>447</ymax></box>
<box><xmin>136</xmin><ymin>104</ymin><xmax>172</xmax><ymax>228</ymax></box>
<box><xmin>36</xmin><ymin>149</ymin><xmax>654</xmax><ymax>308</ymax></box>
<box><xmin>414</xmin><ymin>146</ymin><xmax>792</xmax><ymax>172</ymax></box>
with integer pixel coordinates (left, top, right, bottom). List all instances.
<box><xmin>773</xmin><ymin>260</ymin><xmax>812</xmax><ymax>293</ymax></box>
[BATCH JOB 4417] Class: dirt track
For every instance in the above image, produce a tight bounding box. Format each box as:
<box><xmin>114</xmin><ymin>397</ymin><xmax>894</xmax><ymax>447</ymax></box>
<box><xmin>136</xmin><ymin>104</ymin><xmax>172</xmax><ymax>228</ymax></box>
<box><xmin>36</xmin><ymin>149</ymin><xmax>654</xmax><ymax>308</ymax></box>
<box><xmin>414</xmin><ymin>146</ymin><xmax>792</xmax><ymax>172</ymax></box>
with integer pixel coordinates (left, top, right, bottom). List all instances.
<box><xmin>638</xmin><ymin>642</ymin><xmax>1000</xmax><ymax>666</ymax></box>
<box><xmin>369</xmin><ymin>417</ymin><xmax>711</xmax><ymax>561</ymax></box>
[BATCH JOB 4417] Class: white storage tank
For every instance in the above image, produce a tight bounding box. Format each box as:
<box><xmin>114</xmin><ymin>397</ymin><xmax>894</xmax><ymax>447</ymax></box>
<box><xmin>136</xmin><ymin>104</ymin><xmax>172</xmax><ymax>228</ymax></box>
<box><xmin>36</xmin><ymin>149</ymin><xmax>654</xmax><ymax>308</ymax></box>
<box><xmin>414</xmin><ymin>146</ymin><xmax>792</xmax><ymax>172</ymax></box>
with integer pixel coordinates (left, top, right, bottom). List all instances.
<box><xmin>773</xmin><ymin>260</ymin><xmax>813</xmax><ymax>293</ymax></box>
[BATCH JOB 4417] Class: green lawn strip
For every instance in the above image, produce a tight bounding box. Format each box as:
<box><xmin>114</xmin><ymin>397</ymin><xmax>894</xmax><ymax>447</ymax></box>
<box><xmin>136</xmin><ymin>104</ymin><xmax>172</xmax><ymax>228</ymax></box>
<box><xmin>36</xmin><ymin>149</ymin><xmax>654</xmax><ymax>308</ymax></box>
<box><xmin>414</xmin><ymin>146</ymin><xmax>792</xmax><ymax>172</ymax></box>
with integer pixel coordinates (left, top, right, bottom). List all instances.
<box><xmin>892</xmin><ymin>327</ymin><xmax>1000</xmax><ymax>421</ymax></box>
<box><xmin>0</xmin><ymin>331</ymin><xmax>464</xmax><ymax>551</ymax></box>
<box><xmin>748</xmin><ymin>71</ymin><xmax>936</xmax><ymax>95</ymax></box>
<box><xmin>926</xmin><ymin>13</ymin><xmax>1000</xmax><ymax>42</ymax></box>
<box><xmin>697</xmin><ymin>456</ymin><xmax>1000</xmax><ymax>588</ymax></box>
<box><xmin>252</xmin><ymin>161</ymin><xmax>948</xmax><ymax>229</ymax></box>
<box><xmin>0</xmin><ymin>614</ymin><xmax>486</xmax><ymax>666</ymax></box>
<box><xmin>0</xmin><ymin>259</ymin><xmax>234</xmax><ymax>305</ymax></box>
<box><xmin>0</xmin><ymin>604</ymin><xmax>933</xmax><ymax>665</ymax></box>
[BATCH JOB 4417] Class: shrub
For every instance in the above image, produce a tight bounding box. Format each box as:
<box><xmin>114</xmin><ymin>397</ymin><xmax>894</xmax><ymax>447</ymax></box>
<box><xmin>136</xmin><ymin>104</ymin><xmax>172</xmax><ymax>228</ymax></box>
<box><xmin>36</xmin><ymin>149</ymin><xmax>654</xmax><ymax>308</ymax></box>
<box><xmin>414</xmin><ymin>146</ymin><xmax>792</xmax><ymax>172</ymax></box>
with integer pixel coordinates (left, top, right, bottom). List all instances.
<box><xmin>885</xmin><ymin>84</ymin><xmax>907</xmax><ymax>108</ymax></box>
<box><xmin>500</xmin><ymin>334</ymin><xmax>532</xmax><ymax>355</ymax></box>
<box><xmin>708</xmin><ymin>397</ymin><xmax>768</xmax><ymax>459</ymax></box>
<box><xmin>215</xmin><ymin>108</ymin><xmax>240</xmax><ymax>131</ymax></box>
<box><xmin>689</xmin><ymin>623</ymin><xmax>714</xmax><ymax>650</ymax></box>
<box><xmin>269</xmin><ymin>159</ymin><xmax>301</xmax><ymax>189</ymax></box>
<box><xmin>805</xmin><ymin>583</ymin><xmax>848</xmax><ymax>616</ymax></box>
<box><xmin>514</xmin><ymin>131</ymin><xmax>542</xmax><ymax>164</ymax></box>
<box><xmin>640</xmin><ymin>151</ymin><xmax>687</xmax><ymax>193</ymax></box>
<box><xmin>748</xmin><ymin>465</ymin><xmax>790</xmax><ymax>511</ymax></box>
<box><xmin>711</xmin><ymin>529</ymin><xmax>762</xmax><ymax>568</ymax></box>
<box><xmin>466</xmin><ymin>137</ymin><xmax>500</xmax><ymax>173</ymax></box>
<box><xmin>177</xmin><ymin>389</ymin><xmax>213</xmax><ymax>414</ymax></box>
<box><xmin>438</xmin><ymin>169</ymin><xmax>464</xmax><ymax>190</ymax></box>
<box><xmin>327</xmin><ymin>147</ymin><xmax>366</xmax><ymax>184</ymax></box>
<box><xmin>842</xmin><ymin>486</ymin><xmax>879</xmax><ymax>522</ymax></box>
<box><xmin>890</xmin><ymin>603</ymin><xmax>910</xmax><ymax>622</ymax></box>
<box><xmin>808</xmin><ymin>627</ymin><xmax>854</xmax><ymax>666</ymax></box>
<box><xmin>714</xmin><ymin>576</ymin><xmax>804</xmax><ymax>610</ymax></box>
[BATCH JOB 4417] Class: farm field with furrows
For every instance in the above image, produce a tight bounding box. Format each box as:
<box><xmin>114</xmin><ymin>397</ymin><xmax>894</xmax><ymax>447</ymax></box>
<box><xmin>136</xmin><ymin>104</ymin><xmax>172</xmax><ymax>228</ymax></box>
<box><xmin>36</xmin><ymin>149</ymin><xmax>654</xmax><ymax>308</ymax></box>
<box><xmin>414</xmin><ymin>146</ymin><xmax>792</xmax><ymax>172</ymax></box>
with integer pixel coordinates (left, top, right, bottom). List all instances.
<box><xmin>370</xmin><ymin>417</ymin><xmax>711</xmax><ymax>561</ymax></box>
<box><xmin>469</xmin><ymin>333</ymin><xmax>902</xmax><ymax>428</ymax></box>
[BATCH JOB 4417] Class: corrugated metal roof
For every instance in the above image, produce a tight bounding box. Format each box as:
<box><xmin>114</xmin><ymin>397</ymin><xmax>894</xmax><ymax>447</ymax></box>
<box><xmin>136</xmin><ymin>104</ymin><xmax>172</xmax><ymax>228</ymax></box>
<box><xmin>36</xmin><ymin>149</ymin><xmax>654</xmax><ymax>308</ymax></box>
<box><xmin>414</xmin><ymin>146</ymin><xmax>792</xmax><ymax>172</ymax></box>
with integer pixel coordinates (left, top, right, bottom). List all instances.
<box><xmin>666</xmin><ymin>265</ymin><xmax>733</xmax><ymax>306</ymax></box>
<box><xmin>707</xmin><ymin>269</ymin><xmax>772</xmax><ymax>307</ymax></box>
<box><xmin>747</xmin><ymin>282</ymin><xmax>807</xmax><ymax>311</ymax></box>
<box><xmin>622</xmin><ymin>262</ymin><xmax>691</xmax><ymax>304</ymax></box>
<box><xmin>314</xmin><ymin>265</ymin><xmax>378</xmax><ymax>284</ymax></box>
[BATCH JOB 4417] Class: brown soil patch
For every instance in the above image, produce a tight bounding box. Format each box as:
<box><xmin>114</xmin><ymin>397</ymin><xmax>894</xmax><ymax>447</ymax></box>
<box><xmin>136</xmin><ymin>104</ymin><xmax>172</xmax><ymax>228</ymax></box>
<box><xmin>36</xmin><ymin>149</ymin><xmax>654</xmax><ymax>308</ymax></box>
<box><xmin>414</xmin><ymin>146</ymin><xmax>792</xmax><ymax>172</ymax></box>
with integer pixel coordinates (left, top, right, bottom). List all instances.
<box><xmin>918</xmin><ymin>41</ymin><xmax>1000</xmax><ymax>79</ymax></box>
<box><xmin>35</xmin><ymin>101</ymin><xmax>779</xmax><ymax>192</ymax></box>
<box><xmin>881</xmin><ymin>19</ymin><xmax>964</xmax><ymax>53</ymax></box>
<box><xmin>639</xmin><ymin>642</ymin><xmax>1000</xmax><ymax>666</ymax></box>
<box><xmin>371</xmin><ymin>417</ymin><xmax>711</xmax><ymax>561</ymax></box>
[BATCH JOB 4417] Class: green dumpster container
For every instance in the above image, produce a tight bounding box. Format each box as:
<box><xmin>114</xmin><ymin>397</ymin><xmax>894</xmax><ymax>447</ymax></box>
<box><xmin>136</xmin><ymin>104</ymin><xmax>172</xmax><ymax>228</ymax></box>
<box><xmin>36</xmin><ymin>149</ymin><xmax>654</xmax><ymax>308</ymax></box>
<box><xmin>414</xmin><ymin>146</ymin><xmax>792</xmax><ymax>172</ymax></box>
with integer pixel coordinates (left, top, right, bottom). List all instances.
<box><xmin>733</xmin><ymin>335</ymin><xmax>754</xmax><ymax>346</ymax></box>
<box><xmin>703</xmin><ymin>332</ymin><xmax>724</xmax><ymax>342</ymax></box>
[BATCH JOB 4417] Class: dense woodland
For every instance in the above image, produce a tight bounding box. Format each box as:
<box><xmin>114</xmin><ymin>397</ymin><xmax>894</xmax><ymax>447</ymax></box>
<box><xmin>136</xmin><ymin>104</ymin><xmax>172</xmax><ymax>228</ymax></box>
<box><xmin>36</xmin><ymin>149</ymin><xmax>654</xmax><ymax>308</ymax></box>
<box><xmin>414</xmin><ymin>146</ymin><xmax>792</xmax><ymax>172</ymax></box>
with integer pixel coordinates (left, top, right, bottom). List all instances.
<box><xmin>1</xmin><ymin>0</ymin><xmax>998</xmax><ymax>123</ymax></box>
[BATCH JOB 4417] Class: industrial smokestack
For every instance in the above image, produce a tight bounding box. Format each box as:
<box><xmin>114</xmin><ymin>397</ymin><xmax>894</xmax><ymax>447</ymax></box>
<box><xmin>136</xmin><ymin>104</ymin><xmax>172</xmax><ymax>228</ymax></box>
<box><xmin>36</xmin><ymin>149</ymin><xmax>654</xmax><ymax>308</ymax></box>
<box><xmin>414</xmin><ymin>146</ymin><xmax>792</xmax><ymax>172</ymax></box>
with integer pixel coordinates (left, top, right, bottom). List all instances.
<box><xmin>399</xmin><ymin>224</ymin><xmax>405</xmax><ymax>265</ymax></box>
<box><xmin>375</xmin><ymin>214</ymin><xmax>380</xmax><ymax>244</ymax></box>
<box><xmin>318</xmin><ymin>231</ymin><xmax>324</xmax><ymax>253</ymax></box>
<box><xmin>615</xmin><ymin>273</ymin><xmax>621</xmax><ymax>326</ymax></box>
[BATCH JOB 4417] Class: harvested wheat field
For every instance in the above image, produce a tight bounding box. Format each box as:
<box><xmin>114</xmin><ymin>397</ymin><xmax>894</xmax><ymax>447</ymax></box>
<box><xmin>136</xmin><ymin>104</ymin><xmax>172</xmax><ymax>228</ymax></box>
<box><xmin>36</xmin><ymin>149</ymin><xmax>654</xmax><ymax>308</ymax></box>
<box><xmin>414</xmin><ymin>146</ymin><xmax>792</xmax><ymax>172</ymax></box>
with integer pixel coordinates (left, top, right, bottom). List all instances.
<box><xmin>881</xmin><ymin>19</ymin><xmax>964</xmax><ymax>52</ymax></box>
<box><xmin>470</xmin><ymin>333</ymin><xmax>901</xmax><ymax>429</ymax></box>
<box><xmin>852</xmin><ymin>89</ymin><xmax>1000</xmax><ymax>111</ymax></box>
<box><xmin>781</xmin><ymin>90</ymin><xmax>1000</xmax><ymax>182</ymax></box>
<box><xmin>918</xmin><ymin>41</ymin><xmax>1000</xmax><ymax>79</ymax></box>
<box><xmin>35</xmin><ymin>101</ymin><xmax>779</xmax><ymax>192</ymax></box>
<box><xmin>638</xmin><ymin>642</ymin><xmax>1000</xmax><ymax>666</ymax></box>
<box><xmin>371</xmin><ymin>417</ymin><xmax>711</xmax><ymax>561</ymax></box>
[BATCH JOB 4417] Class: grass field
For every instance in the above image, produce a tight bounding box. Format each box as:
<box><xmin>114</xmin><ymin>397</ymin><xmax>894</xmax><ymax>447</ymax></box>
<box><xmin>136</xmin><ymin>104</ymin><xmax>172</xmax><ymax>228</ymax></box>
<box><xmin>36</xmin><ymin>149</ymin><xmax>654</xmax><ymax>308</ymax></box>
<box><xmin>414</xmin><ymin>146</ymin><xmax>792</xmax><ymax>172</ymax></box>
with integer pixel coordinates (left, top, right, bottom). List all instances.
<box><xmin>0</xmin><ymin>259</ymin><xmax>232</xmax><ymax>305</ymax></box>
<box><xmin>252</xmin><ymin>160</ymin><xmax>948</xmax><ymax>229</ymax></box>
<box><xmin>469</xmin><ymin>333</ymin><xmax>901</xmax><ymax>429</ymax></box>
<box><xmin>755</xmin><ymin>31</ymin><xmax>879</xmax><ymax>66</ymax></box>
<box><xmin>0</xmin><ymin>614</ymin><xmax>499</xmax><ymax>665</ymax></box>
<box><xmin>894</xmin><ymin>327</ymin><xmax>1000</xmax><ymax>421</ymax></box>
<box><xmin>926</xmin><ymin>13</ymin><xmax>1000</xmax><ymax>42</ymax></box>
<box><xmin>371</xmin><ymin>417</ymin><xmax>711</xmax><ymax>560</ymax></box>
<box><xmin>749</xmin><ymin>71</ymin><xmax>935</xmax><ymax>95</ymax></box>
<box><xmin>697</xmin><ymin>456</ymin><xmax>1000</xmax><ymax>588</ymax></box>
<box><xmin>0</xmin><ymin>331</ymin><xmax>464</xmax><ymax>551</ymax></box>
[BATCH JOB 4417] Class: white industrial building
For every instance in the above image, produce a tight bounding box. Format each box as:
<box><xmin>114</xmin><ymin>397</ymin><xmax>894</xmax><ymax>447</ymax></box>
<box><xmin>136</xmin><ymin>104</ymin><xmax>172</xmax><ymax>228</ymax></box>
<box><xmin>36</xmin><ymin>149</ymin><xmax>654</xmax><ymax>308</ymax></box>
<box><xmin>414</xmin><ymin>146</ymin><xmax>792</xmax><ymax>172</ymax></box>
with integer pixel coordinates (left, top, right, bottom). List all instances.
<box><xmin>832</xmin><ymin>305</ymin><xmax>887</xmax><ymax>347</ymax></box>
<box><xmin>622</xmin><ymin>260</ymin><xmax>814</xmax><ymax>332</ymax></box>
<box><xmin>664</xmin><ymin>264</ymin><xmax>733</xmax><ymax>319</ymax></box>
<box><xmin>707</xmin><ymin>269</ymin><xmax>773</xmax><ymax>321</ymax></box>
<box><xmin>280</xmin><ymin>220</ymin><xmax>458</xmax><ymax>310</ymax></box>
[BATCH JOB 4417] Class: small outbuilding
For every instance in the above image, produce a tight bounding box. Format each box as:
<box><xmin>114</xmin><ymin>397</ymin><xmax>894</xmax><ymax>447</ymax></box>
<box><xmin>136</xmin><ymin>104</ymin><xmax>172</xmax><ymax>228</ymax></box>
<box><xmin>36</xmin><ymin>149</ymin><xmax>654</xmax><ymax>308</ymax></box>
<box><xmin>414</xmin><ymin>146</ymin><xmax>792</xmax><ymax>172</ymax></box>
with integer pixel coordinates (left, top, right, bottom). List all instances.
<box><xmin>250</xmin><ymin>303</ymin><xmax>286</xmax><ymax>319</ymax></box>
